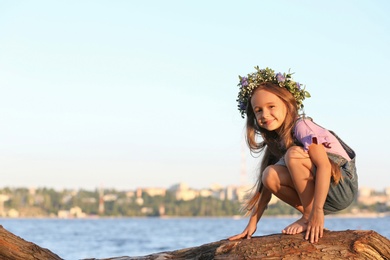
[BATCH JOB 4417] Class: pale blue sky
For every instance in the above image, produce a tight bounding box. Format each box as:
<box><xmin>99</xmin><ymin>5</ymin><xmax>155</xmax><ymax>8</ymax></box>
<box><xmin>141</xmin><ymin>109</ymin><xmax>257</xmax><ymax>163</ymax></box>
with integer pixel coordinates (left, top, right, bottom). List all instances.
<box><xmin>1</xmin><ymin>1</ymin><xmax>389</xmax><ymax>191</ymax></box>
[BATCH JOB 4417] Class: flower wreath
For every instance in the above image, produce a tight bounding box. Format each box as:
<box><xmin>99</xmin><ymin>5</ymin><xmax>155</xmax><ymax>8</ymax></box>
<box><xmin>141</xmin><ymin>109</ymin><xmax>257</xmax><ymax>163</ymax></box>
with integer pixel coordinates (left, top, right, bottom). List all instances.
<box><xmin>236</xmin><ymin>66</ymin><xmax>311</xmax><ymax>118</ymax></box>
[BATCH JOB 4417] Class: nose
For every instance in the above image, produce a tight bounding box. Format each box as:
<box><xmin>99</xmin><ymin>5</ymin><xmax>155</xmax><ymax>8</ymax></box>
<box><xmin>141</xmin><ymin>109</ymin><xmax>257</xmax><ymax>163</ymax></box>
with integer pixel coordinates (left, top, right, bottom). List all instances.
<box><xmin>261</xmin><ymin>109</ymin><xmax>270</xmax><ymax>119</ymax></box>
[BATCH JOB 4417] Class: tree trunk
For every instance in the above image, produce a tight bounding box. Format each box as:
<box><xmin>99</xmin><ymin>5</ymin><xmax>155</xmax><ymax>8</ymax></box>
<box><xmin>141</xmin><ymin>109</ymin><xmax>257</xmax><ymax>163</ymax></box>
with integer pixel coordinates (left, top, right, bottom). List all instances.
<box><xmin>0</xmin><ymin>225</ymin><xmax>62</xmax><ymax>260</ymax></box>
<box><xmin>1</xmin><ymin>224</ymin><xmax>389</xmax><ymax>260</ymax></box>
<box><xmin>93</xmin><ymin>230</ymin><xmax>390</xmax><ymax>260</ymax></box>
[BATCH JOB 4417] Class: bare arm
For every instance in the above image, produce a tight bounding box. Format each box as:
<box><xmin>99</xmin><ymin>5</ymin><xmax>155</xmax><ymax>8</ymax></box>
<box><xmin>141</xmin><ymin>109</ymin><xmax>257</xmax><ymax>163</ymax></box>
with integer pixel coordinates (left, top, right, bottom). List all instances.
<box><xmin>306</xmin><ymin>140</ymin><xmax>331</xmax><ymax>243</ymax></box>
<box><xmin>228</xmin><ymin>187</ymin><xmax>272</xmax><ymax>240</ymax></box>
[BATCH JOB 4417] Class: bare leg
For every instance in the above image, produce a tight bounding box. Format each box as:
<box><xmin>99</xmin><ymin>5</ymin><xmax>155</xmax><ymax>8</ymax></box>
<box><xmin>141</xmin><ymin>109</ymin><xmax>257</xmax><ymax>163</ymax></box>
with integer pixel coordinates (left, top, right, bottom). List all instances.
<box><xmin>261</xmin><ymin>165</ymin><xmax>304</xmax><ymax>214</ymax></box>
<box><xmin>282</xmin><ymin>146</ymin><xmax>316</xmax><ymax>235</ymax></box>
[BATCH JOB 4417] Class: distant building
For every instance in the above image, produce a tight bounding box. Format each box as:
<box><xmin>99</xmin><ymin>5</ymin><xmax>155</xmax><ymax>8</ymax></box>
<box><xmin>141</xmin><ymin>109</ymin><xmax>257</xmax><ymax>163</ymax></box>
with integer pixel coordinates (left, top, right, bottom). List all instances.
<box><xmin>58</xmin><ymin>210</ymin><xmax>70</xmax><ymax>219</ymax></box>
<box><xmin>103</xmin><ymin>194</ymin><xmax>118</xmax><ymax>201</ymax></box>
<box><xmin>140</xmin><ymin>207</ymin><xmax>153</xmax><ymax>214</ymax></box>
<box><xmin>0</xmin><ymin>194</ymin><xmax>10</xmax><ymax>216</ymax></box>
<box><xmin>157</xmin><ymin>184</ymin><xmax>390</xmax><ymax>206</ymax></box>
<box><xmin>7</xmin><ymin>208</ymin><xmax>20</xmax><ymax>218</ymax></box>
<box><xmin>198</xmin><ymin>189</ymin><xmax>212</xmax><ymax>198</ymax></box>
<box><xmin>135</xmin><ymin>197</ymin><xmax>144</xmax><ymax>205</ymax></box>
<box><xmin>385</xmin><ymin>187</ymin><xmax>390</xmax><ymax>196</ymax></box>
<box><xmin>136</xmin><ymin>188</ymin><xmax>142</xmax><ymax>198</ymax></box>
<box><xmin>359</xmin><ymin>187</ymin><xmax>373</xmax><ymax>197</ymax></box>
<box><xmin>169</xmin><ymin>183</ymin><xmax>197</xmax><ymax>201</ymax></box>
<box><xmin>226</xmin><ymin>185</ymin><xmax>235</xmax><ymax>200</ymax></box>
<box><xmin>233</xmin><ymin>185</ymin><xmax>252</xmax><ymax>202</ymax></box>
<box><xmin>82</xmin><ymin>197</ymin><xmax>97</xmax><ymax>203</ymax></box>
<box><xmin>126</xmin><ymin>191</ymin><xmax>135</xmax><ymax>198</ymax></box>
<box><xmin>58</xmin><ymin>206</ymin><xmax>86</xmax><ymax>218</ymax></box>
<box><xmin>143</xmin><ymin>187</ymin><xmax>166</xmax><ymax>197</ymax></box>
<box><xmin>169</xmin><ymin>183</ymin><xmax>190</xmax><ymax>191</ymax></box>
<box><xmin>358</xmin><ymin>187</ymin><xmax>389</xmax><ymax>205</ymax></box>
<box><xmin>70</xmin><ymin>206</ymin><xmax>86</xmax><ymax>218</ymax></box>
<box><xmin>158</xmin><ymin>205</ymin><xmax>165</xmax><ymax>216</ymax></box>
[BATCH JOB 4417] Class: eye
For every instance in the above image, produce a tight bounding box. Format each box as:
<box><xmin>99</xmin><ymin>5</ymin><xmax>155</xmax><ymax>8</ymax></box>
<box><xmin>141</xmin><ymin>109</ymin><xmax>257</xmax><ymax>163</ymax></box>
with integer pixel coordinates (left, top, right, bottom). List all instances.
<box><xmin>254</xmin><ymin>108</ymin><xmax>262</xmax><ymax>114</ymax></box>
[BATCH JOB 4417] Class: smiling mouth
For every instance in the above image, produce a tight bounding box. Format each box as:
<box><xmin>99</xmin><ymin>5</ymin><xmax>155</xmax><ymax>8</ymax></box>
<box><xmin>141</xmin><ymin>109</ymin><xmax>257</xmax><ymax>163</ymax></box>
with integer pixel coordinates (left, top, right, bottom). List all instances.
<box><xmin>261</xmin><ymin>119</ymin><xmax>274</xmax><ymax>125</ymax></box>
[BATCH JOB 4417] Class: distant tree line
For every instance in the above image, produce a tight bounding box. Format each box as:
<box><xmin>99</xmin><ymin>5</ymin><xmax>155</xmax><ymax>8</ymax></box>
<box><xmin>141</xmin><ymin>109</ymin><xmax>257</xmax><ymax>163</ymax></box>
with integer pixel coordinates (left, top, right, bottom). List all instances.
<box><xmin>0</xmin><ymin>187</ymin><xmax>243</xmax><ymax>217</ymax></box>
<box><xmin>0</xmin><ymin>187</ymin><xmax>384</xmax><ymax>218</ymax></box>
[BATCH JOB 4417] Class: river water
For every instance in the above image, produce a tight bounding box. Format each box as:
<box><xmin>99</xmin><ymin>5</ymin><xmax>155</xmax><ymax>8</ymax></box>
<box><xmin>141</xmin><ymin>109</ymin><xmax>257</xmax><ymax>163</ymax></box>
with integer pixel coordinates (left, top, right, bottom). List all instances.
<box><xmin>1</xmin><ymin>216</ymin><xmax>389</xmax><ymax>259</ymax></box>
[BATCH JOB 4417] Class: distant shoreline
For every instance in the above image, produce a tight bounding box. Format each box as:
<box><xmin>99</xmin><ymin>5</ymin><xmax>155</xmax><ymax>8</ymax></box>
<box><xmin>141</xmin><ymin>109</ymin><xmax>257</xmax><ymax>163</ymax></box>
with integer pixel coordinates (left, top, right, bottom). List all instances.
<box><xmin>1</xmin><ymin>212</ymin><xmax>389</xmax><ymax>220</ymax></box>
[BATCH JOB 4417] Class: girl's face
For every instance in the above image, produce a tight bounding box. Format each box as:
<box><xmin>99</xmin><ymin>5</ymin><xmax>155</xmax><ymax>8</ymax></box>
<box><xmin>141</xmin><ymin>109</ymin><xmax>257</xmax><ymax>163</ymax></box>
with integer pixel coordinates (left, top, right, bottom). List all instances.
<box><xmin>251</xmin><ymin>89</ymin><xmax>287</xmax><ymax>132</ymax></box>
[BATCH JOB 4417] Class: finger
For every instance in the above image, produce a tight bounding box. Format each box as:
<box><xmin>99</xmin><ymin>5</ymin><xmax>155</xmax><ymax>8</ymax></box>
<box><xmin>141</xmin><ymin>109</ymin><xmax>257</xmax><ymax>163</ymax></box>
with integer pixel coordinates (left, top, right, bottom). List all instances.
<box><xmin>310</xmin><ymin>228</ymin><xmax>316</xmax><ymax>243</ymax></box>
<box><xmin>313</xmin><ymin>227</ymin><xmax>319</xmax><ymax>243</ymax></box>
<box><xmin>305</xmin><ymin>226</ymin><xmax>311</xmax><ymax>240</ymax></box>
<box><xmin>228</xmin><ymin>233</ymin><xmax>244</xmax><ymax>241</ymax></box>
<box><xmin>227</xmin><ymin>236</ymin><xmax>236</xmax><ymax>241</ymax></box>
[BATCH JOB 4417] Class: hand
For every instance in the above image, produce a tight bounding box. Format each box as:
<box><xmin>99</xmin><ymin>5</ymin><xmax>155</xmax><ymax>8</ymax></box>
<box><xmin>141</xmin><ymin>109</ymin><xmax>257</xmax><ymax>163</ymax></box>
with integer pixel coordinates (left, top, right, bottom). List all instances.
<box><xmin>228</xmin><ymin>219</ymin><xmax>257</xmax><ymax>240</ymax></box>
<box><xmin>305</xmin><ymin>208</ymin><xmax>324</xmax><ymax>243</ymax></box>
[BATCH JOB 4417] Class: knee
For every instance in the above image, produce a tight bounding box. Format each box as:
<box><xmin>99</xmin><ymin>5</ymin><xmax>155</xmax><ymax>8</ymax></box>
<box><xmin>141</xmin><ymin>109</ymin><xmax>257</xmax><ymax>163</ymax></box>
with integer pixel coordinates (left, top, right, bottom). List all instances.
<box><xmin>262</xmin><ymin>166</ymin><xmax>279</xmax><ymax>190</ymax></box>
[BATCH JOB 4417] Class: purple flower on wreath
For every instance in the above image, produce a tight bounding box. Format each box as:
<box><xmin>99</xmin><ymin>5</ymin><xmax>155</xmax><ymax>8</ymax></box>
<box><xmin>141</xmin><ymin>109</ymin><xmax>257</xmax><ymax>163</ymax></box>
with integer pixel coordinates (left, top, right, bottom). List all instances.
<box><xmin>240</xmin><ymin>77</ymin><xmax>248</xmax><ymax>87</ymax></box>
<box><xmin>239</xmin><ymin>101</ymin><xmax>247</xmax><ymax>111</ymax></box>
<box><xmin>276</xmin><ymin>73</ymin><xmax>285</xmax><ymax>83</ymax></box>
<box><xmin>296</xmin><ymin>82</ymin><xmax>301</xmax><ymax>90</ymax></box>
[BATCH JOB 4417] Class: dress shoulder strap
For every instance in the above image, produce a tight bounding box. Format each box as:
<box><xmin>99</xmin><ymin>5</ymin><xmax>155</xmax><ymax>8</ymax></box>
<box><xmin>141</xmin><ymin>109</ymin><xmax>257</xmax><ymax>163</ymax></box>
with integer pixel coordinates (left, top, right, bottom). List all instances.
<box><xmin>328</xmin><ymin>130</ymin><xmax>356</xmax><ymax>160</ymax></box>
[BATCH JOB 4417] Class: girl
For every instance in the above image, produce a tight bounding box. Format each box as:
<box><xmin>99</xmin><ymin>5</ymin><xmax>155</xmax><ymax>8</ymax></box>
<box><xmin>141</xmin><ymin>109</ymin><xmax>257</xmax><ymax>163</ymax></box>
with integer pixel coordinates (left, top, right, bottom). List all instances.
<box><xmin>229</xmin><ymin>67</ymin><xmax>358</xmax><ymax>243</ymax></box>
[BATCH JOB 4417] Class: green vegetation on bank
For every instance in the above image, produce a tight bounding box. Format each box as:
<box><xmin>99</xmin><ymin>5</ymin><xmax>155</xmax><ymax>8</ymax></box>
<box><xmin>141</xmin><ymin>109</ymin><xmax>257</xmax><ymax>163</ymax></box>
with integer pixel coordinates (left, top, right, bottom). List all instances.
<box><xmin>0</xmin><ymin>187</ymin><xmax>242</xmax><ymax>217</ymax></box>
<box><xmin>0</xmin><ymin>187</ymin><xmax>387</xmax><ymax>217</ymax></box>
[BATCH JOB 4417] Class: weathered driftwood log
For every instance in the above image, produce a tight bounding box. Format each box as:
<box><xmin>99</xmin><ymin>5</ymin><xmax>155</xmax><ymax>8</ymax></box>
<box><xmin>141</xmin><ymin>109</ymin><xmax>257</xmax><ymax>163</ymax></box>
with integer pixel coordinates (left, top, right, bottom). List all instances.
<box><xmin>0</xmin><ymin>225</ymin><xmax>62</xmax><ymax>260</ymax></box>
<box><xmin>1</xmin><ymin>224</ymin><xmax>389</xmax><ymax>260</ymax></box>
<box><xmin>93</xmin><ymin>230</ymin><xmax>390</xmax><ymax>260</ymax></box>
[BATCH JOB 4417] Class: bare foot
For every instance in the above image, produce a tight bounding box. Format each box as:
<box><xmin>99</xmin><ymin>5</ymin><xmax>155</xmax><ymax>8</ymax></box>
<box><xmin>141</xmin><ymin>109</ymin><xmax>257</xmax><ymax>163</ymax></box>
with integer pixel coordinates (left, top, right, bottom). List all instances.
<box><xmin>282</xmin><ymin>217</ymin><xmax>308</xmax><ymax>235</ymax></box>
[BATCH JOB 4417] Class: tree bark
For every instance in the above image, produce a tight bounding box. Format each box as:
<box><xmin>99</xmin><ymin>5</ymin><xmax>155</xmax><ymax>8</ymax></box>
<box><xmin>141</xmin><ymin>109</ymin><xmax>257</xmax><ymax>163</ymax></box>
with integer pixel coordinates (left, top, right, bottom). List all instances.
<box><xmin>94</xmin><ymin>230</ymin><xmax>390</xmax><ymax>260</ymax></box>
<box><xmin>0</xmin><ymin>225</ymin><xmax>62</xmax><ymax>260</ymax></box>
<box><xmin>1</xmin><ymin>224</ymin><xmax>389</xmax><ymax>260</ymax></box>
